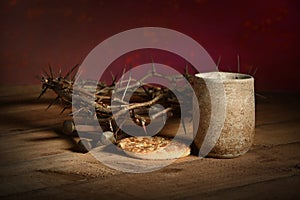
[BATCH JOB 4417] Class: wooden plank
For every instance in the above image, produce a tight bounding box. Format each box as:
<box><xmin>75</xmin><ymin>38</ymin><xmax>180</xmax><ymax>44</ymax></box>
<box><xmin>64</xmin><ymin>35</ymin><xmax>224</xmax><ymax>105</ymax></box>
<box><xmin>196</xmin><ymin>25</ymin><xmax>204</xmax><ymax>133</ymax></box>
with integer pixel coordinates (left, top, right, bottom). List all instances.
<box><xmin>254</xmin><ymin>119</ymin><xmax>300</xmax><ymax>146</ymax></box>
<box><xmin>255</xmin><ymin>93</ymin><xmax>300</xmax><ymax>126</ymax></box>
<box><xmin>1</xmin><ymin>143</ymin><xmax>299</xmax><ymax>199</ymax></box>
<box><xmin>0</xmin><ymin>130</ymin><xmax>75</xmax><ymax>164</ymax></box>
<box><xmin>189</xmin><ymin>175</ymin><xmax>300</xmax><ymax>200</ymax></box>
<box><xmin>0</xmin><ymin>85</ymin><xmax>300</xmax><ymax>199</ymax></box>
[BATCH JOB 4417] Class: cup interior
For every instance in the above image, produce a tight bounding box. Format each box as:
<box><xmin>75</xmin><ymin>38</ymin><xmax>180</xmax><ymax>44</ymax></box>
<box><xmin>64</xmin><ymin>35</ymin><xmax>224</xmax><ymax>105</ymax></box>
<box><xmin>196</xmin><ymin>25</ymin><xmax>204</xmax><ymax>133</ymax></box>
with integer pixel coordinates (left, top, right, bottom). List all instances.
<box><xmin>195</xmin><ymin>72</ymin><xmax>253</xmax><ymax>81</ymax></box>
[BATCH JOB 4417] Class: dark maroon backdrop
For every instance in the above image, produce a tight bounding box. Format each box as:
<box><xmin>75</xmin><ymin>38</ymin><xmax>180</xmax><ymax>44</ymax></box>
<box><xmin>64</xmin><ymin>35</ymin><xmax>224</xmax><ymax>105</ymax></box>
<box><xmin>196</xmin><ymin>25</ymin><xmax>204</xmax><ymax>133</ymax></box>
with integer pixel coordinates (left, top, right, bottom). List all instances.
<box><xmin>1</xmin><ymin>0</ymin><xmax>299</xmax><ymax>92</ymax></box>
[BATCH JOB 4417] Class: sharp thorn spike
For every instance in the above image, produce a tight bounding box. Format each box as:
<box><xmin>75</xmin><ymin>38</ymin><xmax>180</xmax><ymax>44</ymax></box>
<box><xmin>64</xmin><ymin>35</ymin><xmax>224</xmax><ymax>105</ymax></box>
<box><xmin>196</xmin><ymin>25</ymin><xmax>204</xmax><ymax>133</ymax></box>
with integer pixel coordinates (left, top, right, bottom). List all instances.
<box><xmin>37</xmin><ymin>87</ymin><xmax>48</xmax><ymax>99</ymax></box>
<box><xmin>48</xmin><ymin>63</ymin><xmax>54</xmax><ymax>78</ymax></box>
<box><xmin>65</xmin><ymin>64</ymin><xmax>79</xmax><ymax>79</ymax></box>
<box><xmin>46</xmin><ymin>96</ymin><xmax>60</xmax><ymax>110</ymax></box>
<box><xmin>120</xmin><ymin>67</ymin><xmax>126</xmax><ymax>87</ymax></box>
<box><xmin>110</xmin><ymin>71</ymin><xmax>115</xmax><ymax>81</ymax></box>
<box><xmin>185</xmin><ymin>64</ymin><xmax>189</xmax><ymax>74</ymax></box>
<box><xmin>42</xmin><ymin>68</ymin><xmax>50</xmax><ymax>78</ymax></box>
<box><xmin>142</xmin><ymin>86</ymin><xmax>151</xmax><ymax>99</ymax></box>
<box><xmin>121</xmin><ymin>68</ymin><xmax>131</xmax><ymax>101</ymax></box>
<box><xmin>253</xmin><ymin>67</ymin><xmax>258</xmax><ymax>76</ymax></box>
<box><xmin>109</xmin><ymin>120</ymin><xmax>114</xmax><ymax>132</ymax></box>
<box><xmin>114</xmin><ymin>74</ymin><xmax>118</xmax><ymax>83</ymax></box>
<box><xmin>141</xmin><ymin>120</ymin><xmax>147</xmax><ymax>135</ymax></box>
<box><xmin>59</xmin><ymin>67</ymin><xmax>62</xmax><ymax>78</ymax></box>
<box><xmin>181</xmin><ymin>117</ymin><xmax>187</xmax><ymax>135</ymax></box>
<box><xmin>248</xmin><ymin>65</ymin><xmax>253</xmax><ymax>74</ymax></box>
<box><xmin>110</xmin><ymin>71</ymin><xmax>117</xmax><ymax>86</ymax></box>
<box><xmin>60</xmin><ymin>107</ymin><xmax>68</xmax><ymax>114</ymax></box>
<box><xmin>115</xmin><ymin>119</ymin><xmax>126</xmax><ymax>138</ymax></box>
<box><xmin>237</xmin><ymin>54</ymin><xmax>240</xmax><ymax>73</ymax></box>
<box><xmin>216</xmin><ymin>56</ymin><xmax>222</xmax><ymax>71</ymax></box>
<box><xmin>71</xmin><ymin>70</ymin><xmax>79</xmax><ymax>81</ymax></box>
<box><xmin>151</xmin><ymin>57</ymin><xmax>156</xmax><ymax>74</ymax></box>
<box><xmin>255</xmin><ymin>93</ymin><xmax>268</xmax><ymax>99</ymax></box>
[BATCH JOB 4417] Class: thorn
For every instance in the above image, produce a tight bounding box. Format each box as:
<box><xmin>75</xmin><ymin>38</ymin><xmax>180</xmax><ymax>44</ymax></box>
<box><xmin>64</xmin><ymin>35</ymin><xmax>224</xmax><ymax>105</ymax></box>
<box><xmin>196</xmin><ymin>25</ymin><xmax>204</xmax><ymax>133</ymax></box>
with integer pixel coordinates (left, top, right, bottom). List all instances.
<box><xmin>65</xmin><ymin>64</ymin><xmax>79</xmax><ymax>79</ymax></box>
<box><xmin>110</xmin><ymin>71</ymin><xmax>117</xmax><ymax>86</ymax></box>
<box><xmin>59</xmin><ymin>67</ymin><xmax>62</xmax><ymax>78</ymax></box>
<box><xmin>120</xmin><ymin>67</ymin><xmax>126</xmax><ymax>87</ymax></box>
<box><xmin>60</xmin><ymin>107</ymin><xmax>68</xmax><ymax>114</ymax></box>
<box><xmin>142</xmin><ymin>86</ymin><xmax>152</xmax><ymax>99</ymax></box>
<box><xmin>71</xmin><ymin>107</ymin><xmax>84</xmax><ymax>116</ymax></box>
<box><xmin>181</xmin><ymin>118</ymin><xmax>187</xmax><ymax>135</ymax></box>
<box><xmin>110</xmin><ymin>71</ymin><xmax>115</xmax><ymax>81</ymax></box>
<box><xmin>109</xmin><ymin>120</ymin><xmax>114</xmax><ymax>132</ymax></box>
<box><xmin>121</xmin><ymin>68</ymin><xmax>131</xmax><ymax>101</ymax></box>
<box><xmin>237</xmin><ymin>54</ymin><xmax>240</xmax><ymax>73</ymax></box>
<box><xmin>46</xmin><ymin>96</ymin><xmax>60</xmax><ymax>110</ymax></box>
<box><xmin>115</xmin><ymin>119</ymin><xmax>126</xmax><ymax>138</ymax></box>
<box><xmin>71</xmin><ymin>69</ymin><xmax>79</xmax><ymax>81</ymax></box>
<box><xmin>216</xmin><ymin>56</ymin><xmax>222</xmax><ymax>71</ymax></box>
<box><xmin>248</xmin><ymin>65</ymin><xmax>253</xmax><ymax>74</ymax></box>
<box><xmin>48</xmin><ymin>63</ymin><xmax>54</xmax><ymax>78</ymax></box>
<box><xmin>252</xmin><ymin>67</ymin><xmax>258</xmax><ymax>76</ymax></box>
<box><xmin>37</xmin><ymin>87</ymin><xmax>48</xmax><ymax>99</ymax></box>
<box><xmin>255</xmin><ymin>93</ymin><xmax>267</xmax><ymax>99</ymax></box>
<box><xmin>185</xmin><ymin>64</ymin><xmax>189</xmax><ymax>74</ymax></box>
<box><xmin>151</xmin><ymin>57</ymin><xmax>156</xmax><ymax>74</ymax></box>
<box><xmin>141</xmin><ymin>120</ymin><xmax>147</xmax><ymax>135</ymax></box>
<box><xmin>162</xmin><ymin>112</ymin><xmax>166</xmax><ymax>123</ymax></box>
<box><xmin>42</xmin><ymin>68</ymin><xmax>50</xmax><ymax>78</ymax></box>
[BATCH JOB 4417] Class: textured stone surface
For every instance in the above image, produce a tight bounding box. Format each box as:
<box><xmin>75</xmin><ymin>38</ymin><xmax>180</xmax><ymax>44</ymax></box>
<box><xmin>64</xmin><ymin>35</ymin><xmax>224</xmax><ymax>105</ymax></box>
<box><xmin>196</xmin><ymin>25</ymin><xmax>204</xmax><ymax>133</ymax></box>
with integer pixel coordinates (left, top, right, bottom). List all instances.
<box><xmin>192</xmin><ymin>72</ymin><xmax>255</xmax><ymax>158</ymax></box>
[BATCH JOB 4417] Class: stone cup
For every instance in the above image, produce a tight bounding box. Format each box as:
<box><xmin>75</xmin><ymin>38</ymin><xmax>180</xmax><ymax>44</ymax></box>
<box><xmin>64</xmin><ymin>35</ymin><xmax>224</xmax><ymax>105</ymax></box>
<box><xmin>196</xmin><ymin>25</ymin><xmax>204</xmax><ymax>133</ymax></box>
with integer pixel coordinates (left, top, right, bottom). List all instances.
<box><xmin>192</xmin><ymin>72</ymin><xmax>255</xmax><ymax>158</ymax></box>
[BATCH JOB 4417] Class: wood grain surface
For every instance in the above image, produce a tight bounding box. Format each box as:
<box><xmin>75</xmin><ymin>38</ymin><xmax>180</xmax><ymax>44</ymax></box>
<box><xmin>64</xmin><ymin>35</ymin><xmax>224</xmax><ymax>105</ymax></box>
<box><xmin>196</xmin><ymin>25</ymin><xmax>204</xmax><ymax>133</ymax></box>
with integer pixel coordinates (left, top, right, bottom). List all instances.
<box><xmin>0</xmin><ymin>86</ymin><xmax>299</xmax><ymax>199</ymax></box>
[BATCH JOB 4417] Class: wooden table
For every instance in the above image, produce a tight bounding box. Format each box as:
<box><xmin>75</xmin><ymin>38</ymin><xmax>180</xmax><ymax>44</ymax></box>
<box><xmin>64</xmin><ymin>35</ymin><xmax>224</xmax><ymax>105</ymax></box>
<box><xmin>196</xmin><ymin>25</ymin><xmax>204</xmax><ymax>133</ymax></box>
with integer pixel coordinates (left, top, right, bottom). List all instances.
<box><xmin>0</xmin><ymin>85</ymin><xmax>299</xmax><ymax>199</ymax></box>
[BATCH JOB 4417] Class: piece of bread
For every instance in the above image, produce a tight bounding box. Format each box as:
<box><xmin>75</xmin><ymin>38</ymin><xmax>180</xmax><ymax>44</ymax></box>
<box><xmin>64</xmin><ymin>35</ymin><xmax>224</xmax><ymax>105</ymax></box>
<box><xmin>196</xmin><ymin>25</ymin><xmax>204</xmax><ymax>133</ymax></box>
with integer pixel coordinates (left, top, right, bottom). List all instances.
<box><xmin>118</xmin><ymin>136</ymin><xmax>190</xmax><ymax>160</ymax></box>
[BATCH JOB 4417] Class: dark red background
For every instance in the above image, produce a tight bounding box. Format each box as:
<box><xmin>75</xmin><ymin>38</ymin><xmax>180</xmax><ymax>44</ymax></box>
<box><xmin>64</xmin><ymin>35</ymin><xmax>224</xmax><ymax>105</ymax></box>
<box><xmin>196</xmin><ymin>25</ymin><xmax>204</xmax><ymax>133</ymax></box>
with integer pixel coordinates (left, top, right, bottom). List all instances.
<box><xmin>1</xmin><ymin>0</ymin><xmax>299</xmax><ymax>92</ymax></box>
